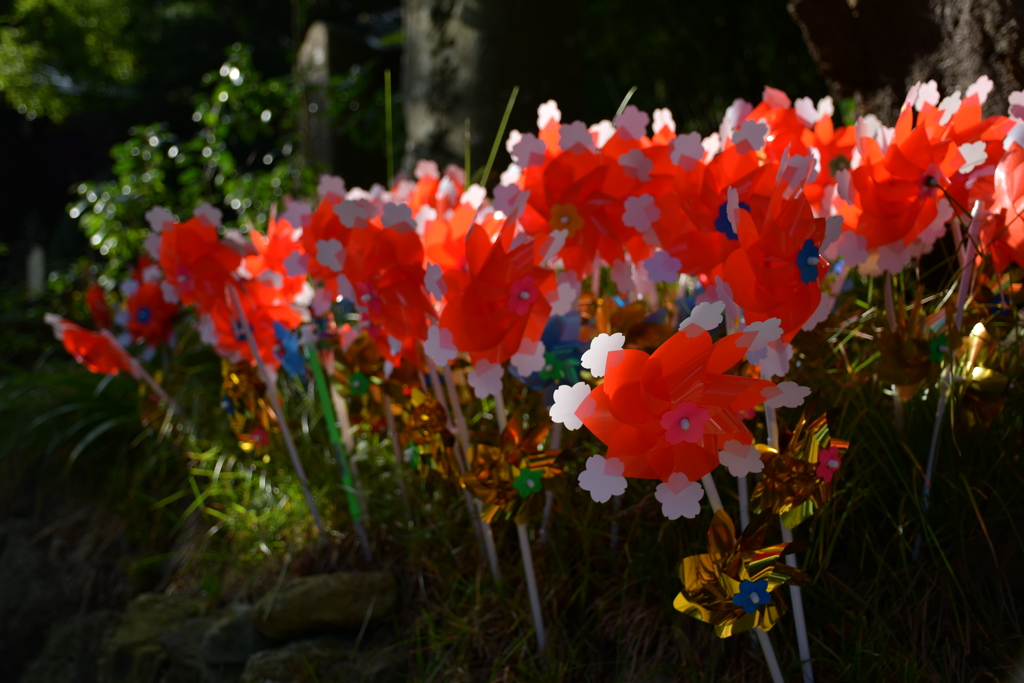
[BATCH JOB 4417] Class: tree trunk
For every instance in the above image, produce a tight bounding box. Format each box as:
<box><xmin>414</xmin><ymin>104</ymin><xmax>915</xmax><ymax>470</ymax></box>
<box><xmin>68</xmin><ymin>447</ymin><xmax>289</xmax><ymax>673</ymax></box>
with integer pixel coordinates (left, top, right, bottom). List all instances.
<box><xmin>789</xmin><ymin>0</ymin><xmax>1024</xmax><ymax>120</ymax></box>
<box><xmin>401</xmin><ymin>0</ymin><xmax>581</xmax><ymax>179</ymax></box>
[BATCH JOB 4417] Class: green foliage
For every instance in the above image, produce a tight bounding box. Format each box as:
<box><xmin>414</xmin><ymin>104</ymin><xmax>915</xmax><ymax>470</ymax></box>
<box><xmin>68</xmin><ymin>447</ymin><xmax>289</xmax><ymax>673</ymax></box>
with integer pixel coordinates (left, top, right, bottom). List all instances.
<box><xmin>66</xmin><ymin>44</ymin><xmax>385</xmax><ymax>283</ymax></box>
<box><xmin>0</xmin><ymin>0</ymin><xmax>136</xmax><ymax>121</ymax></box>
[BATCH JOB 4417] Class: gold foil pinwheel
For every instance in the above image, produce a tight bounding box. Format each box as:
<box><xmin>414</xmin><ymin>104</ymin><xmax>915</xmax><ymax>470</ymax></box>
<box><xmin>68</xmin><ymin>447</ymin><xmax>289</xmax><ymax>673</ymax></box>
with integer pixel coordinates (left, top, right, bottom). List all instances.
<box><xmin>403</xmin><ymin>387</ymin><xmax>458</xmax><ymax>481</ymax></box>
<box><xmin>220</xmin><ymin>360</ymin><xmax>274</xmax><ymax>455</ymax></box>
<box><xmin>957</xmin><ymin>323</ymin><xmax>1011</xmax><ymax>428</ymax></box>
<box><xmin>750</xmin><ymin>412</ymin><xmax>850</xmax><ymax>529</ymax></box>
<box><xmin>460</xmin><ymin>417</ymin><xmax>562</xmax><ymax>524</ymax></box>
<box><xmin>673</xmin><ymin>510</ymin><xmax>808</xmax><ymax>638</ymax></box>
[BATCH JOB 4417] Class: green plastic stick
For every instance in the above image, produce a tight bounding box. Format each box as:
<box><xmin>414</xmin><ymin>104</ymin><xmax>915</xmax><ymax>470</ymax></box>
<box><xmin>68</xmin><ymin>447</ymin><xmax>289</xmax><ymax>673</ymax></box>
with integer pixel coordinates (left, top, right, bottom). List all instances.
<box><xmin>305</xmin><ymin>345</ymin><xmax>372</xmax><ymax>561</ymax></box>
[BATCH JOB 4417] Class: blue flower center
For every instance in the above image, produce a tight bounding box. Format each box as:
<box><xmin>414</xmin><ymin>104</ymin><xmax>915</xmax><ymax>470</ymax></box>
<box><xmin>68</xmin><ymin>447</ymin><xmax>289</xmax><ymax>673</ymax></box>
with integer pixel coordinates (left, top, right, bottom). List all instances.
<box><xmin>136</xmin><ymin>306</ymin><xmax>151</xmax><ymax>323</ymax></box>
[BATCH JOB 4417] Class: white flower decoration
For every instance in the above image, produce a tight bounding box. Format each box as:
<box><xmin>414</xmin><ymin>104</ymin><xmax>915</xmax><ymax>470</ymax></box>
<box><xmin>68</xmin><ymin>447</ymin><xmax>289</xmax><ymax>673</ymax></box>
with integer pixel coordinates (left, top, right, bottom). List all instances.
<box><xmin>283</xmin><ymin>252</ymin><xmax>309</xmax><ymax>277</ymax></box>
<box><xmin>145</xmin><ymin>206</ymin><xmax>175</xmax><ymax>233</ymax></box>
<box><xmin>958</xmin><ymin>141</ymin><xmax>988</xmax><ymax>175</ymax></box>
<box><xmin>335</xmin><ymin>274</ymin><xmax>357</xmax><ymax>302</ymax></box>
<box><xmin>143</xmin><ymin>232</ymin><xmax>162</xmax><ymax>260</ymax></box>
<box><xmin>550</xmin><ymin>382</ymin><xmax>593</xmax><ymax>431</ymax></box>
<box><xmin>160</xmin><ymin>281</ymin><xmax>179</xmax><ymax>304</ymax></box>
<box><xmin>821</xmin><ymin>215</ymin><xmax>844</xmax><ymax>253</ymax></box>
<box><xmin>141</xmin><ymin>264</ymin><xmax>162</xmax><ymax>284</ymax></box>
<box><xmin>613</xmin><ymin>105</ymin><xmax>650</xmax><ymax>141</ymax></box>
<box><xmin>913</xmin><ymin>80</ymin><xmax>940</xmax><ymax>111</ymax></box>
<box><xmin>828</xmin><ymin>230</ymin><xmax>868</xmax><ymax>266</ymax></box>
<box><xmin>622</xmin><ymin>194</ymin><xmax>660</xmax><ymax>233</ymax></box>
<box><xmin>758</xmin><ymin>340</ymin><xmax>794</xmax><ymax>379</ymax></box>
<box><xmin>739</xmin><ymin>319</ymin><xmax>784</xmax><ymax>365</ymax></box>
<box><xmin>467</xmin><ymin>359</ymin><xmax>504</xmax><ymax>399</ymax></box>
<box><xmin>424</xmin><ymin>325</ymin><xmax>458</xmax><ymax>366</ymax></box>
<box><xmin>589</xmin><ymin>120</ymin><xmax>616</xmax><ymax>149</ymax></box>
<box><xmin>317</xmin><ymin>174</ymin><xmax>346</xmax><ymax>199</ymax></box>
<box><xmin>762</xmin><ymin>86</ymin><xmax>791</xmax><ymax>109</ymax></box>
<box><xmin>382</xmin><ymin>202</ymin><xmax>416</xmax><ymax>233</ymax></box>
<box><xmin>619</xmin><ymin>149</ymin><xmax>653</xmax><ymax>182</ymax></box>
<box><xmin>669</xmin><ymin>132</ymin><xmax>704</xmax><ymax>170</ymax></box>
<box><xmin>310</xmin><ymin>287</ymin><xmax>333</xmax><ymax>316</ymax></box>
<box><xmin>581</xmin><ymin>333</ymin><xmax>625</xmax><ymax>378</ymax></box>
<box><xmin>762</xmin><ymin>381</ymin><xmax>811</xmax><ymax>409</ymax></box>
<box><xmin>559</xmin><ymin>120</ymin><xmax>597</xmax><ymax>154</ymax></box>
<box><xmin>415</xmin><ymin>159</ymin><xmax>440</xmax><ymax>180</ymax></box>
<box><xmin>578</xmin><ymin>455</ymin><xmax>627</xmax><ymax>503</ymax></box>
<box><xmin>511</xmin><ymin>338</ymin><xmax>547</xmax><ymax>376</ymax></box>
<box><xmin>493</xmin><ymin>184</ymin><xmax>529</xmax><ymax>222</ymax></box>
<box><xmin>512</xmin><ymin>133</ymin><xmax>547</xmax><ymax>168</ymax></box>
<box><xmin>547</xmin><ymin>280</ymin><xmax>578</xmax><ymax>316</ymax></box>
<box><xmin>966</xmin><ymin>75</ymin><xmax>994</xmax><ymax>104</ymax></box>
<box><xmin>718</xmin><ymin>440</ymin><xmax>764</xmax><ymax>477</ymax></box>
<box><xmin>460</xmin><ymin>184</ymin><xmax>487</xmax><ymax>210</ymax></box>
<box><xmin>801</xmin><ymin>295</ymin><xmax>834</xmax><ymax>332</ymax></box>
<box><xmin>119</xmin><ymin>279</ymin><xmax>139</xmax><ymax>298</ymax></box>
<box><xmin>642</xmin><ymin>251</ymin><xmax>682</xmax><ymax>283</ymax></box>
<box><xmin>194</xmin><ymin>202</ymin><xmax>222</xmax><ymax>228</ymax></box>
<box><xmin>938</xmin><ymin>90</ymin><xmax>962</xmax><ymax>126</ymax></box>
<box><xmin>500</xmin><ymin>163</ymin><xmax>522</xmax><ymax>186</ymax></box>
<box><xmin>424</xmin><ymin>263</ymin><xmax>446</xmax><ymax>300</ymax></box>
<box><xmin>334</xmin><ymin>199</ymin><xmax>375</xmax><ymax>228</ymax></box>
<box><xmin>794</xmin><ymin>96</ymin><xmax>818</xmax><ymax>127</ymax></box>
<box><xmin>655</xmin><ymin>473</ymin><xmax>705</xmax><ymax>520</ymax></box>
<box><xmin>315</xmin><ymin>239</ymin><xmax>346</xmax><ymax>272</ymax></box>
<box><xmin>653</xmin><ymin>108</ymin><xmax>676</xmax><ymax>134</ymax></box>
<box><xmin>537</xmin><ymin>99</ymin><xmax>562</xmax><ymax>129</ymax></box>
<box><xmin>732</xmin><ymin>119</ymin><xmax>769</xmax><ymax>154</ymax></box>
<box><xmin>679</xmin><ymin>301</ymin><xmax>726</xmax><ymax>337</ymax></box>
<box><xmin>702</xmin><ymin>132</ymin><xmax>722</xmax><ymax>157</ymax></box>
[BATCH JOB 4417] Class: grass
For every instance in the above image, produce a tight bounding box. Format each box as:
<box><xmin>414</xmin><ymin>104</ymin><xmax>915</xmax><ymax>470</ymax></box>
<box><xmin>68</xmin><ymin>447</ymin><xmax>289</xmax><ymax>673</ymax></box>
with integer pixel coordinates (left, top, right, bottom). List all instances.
<box><xmin>2</xmin><ymin>262</ymin><xmax>1024</xmax><ymax>681</ymax></box>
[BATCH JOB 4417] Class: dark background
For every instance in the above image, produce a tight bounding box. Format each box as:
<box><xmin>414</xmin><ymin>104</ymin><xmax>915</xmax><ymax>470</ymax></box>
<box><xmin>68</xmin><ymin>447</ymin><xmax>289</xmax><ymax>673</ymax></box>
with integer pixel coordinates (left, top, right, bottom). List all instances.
<box><xmin>0</xmin><ymin>0</ymin><xmax>825</xmax><ymax>288</ymax></box>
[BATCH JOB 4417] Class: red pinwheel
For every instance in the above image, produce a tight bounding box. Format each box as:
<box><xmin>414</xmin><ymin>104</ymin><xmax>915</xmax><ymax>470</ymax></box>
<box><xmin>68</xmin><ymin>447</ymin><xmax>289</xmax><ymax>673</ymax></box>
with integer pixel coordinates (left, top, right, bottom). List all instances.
<box><xmin>987</xmin><ymin>143</ymin><xmax>1024</xmax><ymax>273</ymax></box>
<box><xmin>339</xmin><ymin>214</ymin><xmax>435</xmax><ymax>355</ymax></box>
<box><xmin>551</xmin><ymin>308</ymin><xmax>792</xmax><ymax>486</ymax></box>
<box><xmin>722</xmin><ymin>180</ymin><xmax>831</xmax><ymax>339</ymax></box>
<box><xmin>245</xmin><ymin>215</ymin><xmax>310</xmax><ymax>303</ymax></box>
<box><xmin>159</xmin><ymin>216</ymin><xmax>242</xmax><ymax>310</ymax></box>
<box><xmin>125</xmin><ymin>281</ymin><xmax>178</xmax><ymax>346</ymax></box>
<box><xmin>85</xmin><ymin>282</ymin><xmax>112</xmax><ymax>330</ymax></box>
<box><xmin>848</xmin><ymin>103</ymin><xmax>964</xmax><ymax>250</ymax></box>
<box><xmin>45</xmin><ymin>314</ymin><xmax>140</xmax><ymax>378</ymax></box>
<box><xmin>516</xmin><ymin>114</ymin><xmax>653</xmax><ymax>277</ymax></box>
<box><xmin>440</xmin><ymin>220</ymin><xmax>555</xmax><ymax>364</ymax></box>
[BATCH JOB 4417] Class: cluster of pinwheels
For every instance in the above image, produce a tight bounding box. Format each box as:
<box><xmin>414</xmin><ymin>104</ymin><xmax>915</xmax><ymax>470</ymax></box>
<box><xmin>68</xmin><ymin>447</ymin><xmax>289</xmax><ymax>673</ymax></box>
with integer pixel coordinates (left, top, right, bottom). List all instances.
<box><xmin>45</xmin><ymin>77</ymin><xmax>1024</xmax><ymax>659</ymax></box>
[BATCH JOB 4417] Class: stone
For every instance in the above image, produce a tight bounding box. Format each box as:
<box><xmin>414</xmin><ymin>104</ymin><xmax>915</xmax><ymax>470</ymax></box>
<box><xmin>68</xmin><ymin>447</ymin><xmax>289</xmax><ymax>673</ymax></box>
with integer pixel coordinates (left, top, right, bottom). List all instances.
<box><xmin>240</xmin><ymin>637</ymin><xmax>403</xmax><ymax>683</ymax></box>
<box><xmin>251</xmin><ymin>572</ymin><xmax>397</xmax><ymax>641</ymax></box>
<box><xmin>96</xmin><ymin>592</ymin><xmax>206</xmax><ymax>683</ymax></box>
<box><xmin>201</xmin><ymin>603</ymin><xmax>275</xmax><ymax>665</ymax></box>
<box><xmin>20</xmin><ymin>610</ymin><xmax>122</xmax><ymax>683</ymax></box>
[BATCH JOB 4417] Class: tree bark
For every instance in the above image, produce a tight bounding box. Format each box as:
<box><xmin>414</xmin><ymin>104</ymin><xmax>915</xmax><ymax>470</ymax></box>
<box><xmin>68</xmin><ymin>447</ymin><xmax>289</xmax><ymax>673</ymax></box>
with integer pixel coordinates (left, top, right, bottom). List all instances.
<box><xmin>401</xmin><ymin>0</ymin><xmax>581</xmax><ymax>179</ymax></box>
<box><xmin>789</xmin><ymin>0</ymin><xmax>1024</xmax><ymax>120</ymax></box>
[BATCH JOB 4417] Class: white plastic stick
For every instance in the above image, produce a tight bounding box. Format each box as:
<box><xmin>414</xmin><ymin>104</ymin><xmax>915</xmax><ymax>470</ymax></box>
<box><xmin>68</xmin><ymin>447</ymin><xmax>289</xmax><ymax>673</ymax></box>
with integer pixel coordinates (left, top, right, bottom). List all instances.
<box><xmin>443</xmin><ymin>365</ymin><xmax>502</xmax><ymax>582</ymax></box>
<box><xmin>781</xmin><ymin>523</ymin><xmax>814</xmax><ymax>683</ymax></box>
<box><xmin>226</xmin><ymin>284</ymin><xmax>328</xmax><ymax>542</ymax></box>
<box><xmin>538</xmin><ymin>422</ymin><xmax>562</xmax><ymax>544</ymax></box>
<box><xmin>701</xmin><ymin>474</ymin><xmax>784</xmax><ymax>683</ymax></box>
<box><xmin>765</xmin><ymin>402</ymin><xmax>813</xmax><ymax>683</ymax></box>
<box><xmin>754</xmin><ymin>628</ymin><xmax>786</xmax><ymax>683</ymax></box>
<box><xmin>517</xmin><ymin>522</ymin><xmax>547</xmax><ymax>653</ymax></box>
